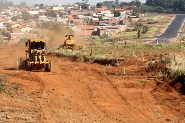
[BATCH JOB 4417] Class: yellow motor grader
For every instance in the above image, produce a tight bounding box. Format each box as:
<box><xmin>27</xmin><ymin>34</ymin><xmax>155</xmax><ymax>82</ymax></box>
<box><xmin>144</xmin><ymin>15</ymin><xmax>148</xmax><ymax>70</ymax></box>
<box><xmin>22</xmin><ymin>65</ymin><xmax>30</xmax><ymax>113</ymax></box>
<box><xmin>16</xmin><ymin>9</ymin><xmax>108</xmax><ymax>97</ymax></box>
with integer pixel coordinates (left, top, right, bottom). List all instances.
<box><xmin>25</xmin><ymin>39</ymin><xmax>51</xmax><ymax>72</ymax></box>
<box><xmin>61</xmin><ymin>35</ymin><xmax>76</xmax><ymax>50</ymax></box>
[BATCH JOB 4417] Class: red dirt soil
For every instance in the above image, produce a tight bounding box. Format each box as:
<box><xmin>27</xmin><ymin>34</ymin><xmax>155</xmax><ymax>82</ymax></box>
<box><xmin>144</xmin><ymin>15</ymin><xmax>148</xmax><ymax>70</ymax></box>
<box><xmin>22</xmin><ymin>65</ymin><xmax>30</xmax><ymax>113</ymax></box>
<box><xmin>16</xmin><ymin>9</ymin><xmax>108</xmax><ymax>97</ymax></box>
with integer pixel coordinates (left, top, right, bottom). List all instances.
<box><xmin>0</xmin><ymin>44</ymin><xmax>185</xmax><ymax>123</ymax></box>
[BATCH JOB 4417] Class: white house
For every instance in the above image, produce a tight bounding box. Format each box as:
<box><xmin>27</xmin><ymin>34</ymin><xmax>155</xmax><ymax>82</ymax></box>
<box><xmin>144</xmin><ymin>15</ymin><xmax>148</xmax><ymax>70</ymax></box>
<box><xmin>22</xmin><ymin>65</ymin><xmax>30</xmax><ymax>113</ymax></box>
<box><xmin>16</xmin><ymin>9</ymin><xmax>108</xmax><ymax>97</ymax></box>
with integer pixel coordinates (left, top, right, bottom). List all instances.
<box><xmin>27</xmin><ymin>11</ymin><xmax>39</xmax><ymax>15</ymax></box>
<box><xmin>52</xmin><ymin>7</ymin><xmax>65</xmax><ymax>11</ymax></box>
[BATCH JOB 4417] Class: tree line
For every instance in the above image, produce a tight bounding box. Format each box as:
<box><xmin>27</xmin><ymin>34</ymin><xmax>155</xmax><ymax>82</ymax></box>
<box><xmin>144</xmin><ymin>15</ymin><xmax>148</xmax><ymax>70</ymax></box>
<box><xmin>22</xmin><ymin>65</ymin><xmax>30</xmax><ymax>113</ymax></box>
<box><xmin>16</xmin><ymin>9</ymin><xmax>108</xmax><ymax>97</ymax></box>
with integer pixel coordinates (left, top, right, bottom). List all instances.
<box><xmin>96</xmin><ymin>0</ymin><xmax>185</xmax><ymax>14</ymax></box>
<box><xmin>146</xmin><ymin>0</ymin><xmax>185</xmax><ymax>11</ymax></box>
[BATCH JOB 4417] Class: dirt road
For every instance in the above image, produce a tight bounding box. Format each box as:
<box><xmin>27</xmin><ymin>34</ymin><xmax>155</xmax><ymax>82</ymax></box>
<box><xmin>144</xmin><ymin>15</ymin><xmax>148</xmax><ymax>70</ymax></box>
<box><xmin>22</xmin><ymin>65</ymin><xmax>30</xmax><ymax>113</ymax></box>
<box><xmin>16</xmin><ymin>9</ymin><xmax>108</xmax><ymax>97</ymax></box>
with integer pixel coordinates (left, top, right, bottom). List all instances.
<box><xmin>0</xmin><ymin>44</ymin><xmax>184</xmax><ymax>123</ymax></box>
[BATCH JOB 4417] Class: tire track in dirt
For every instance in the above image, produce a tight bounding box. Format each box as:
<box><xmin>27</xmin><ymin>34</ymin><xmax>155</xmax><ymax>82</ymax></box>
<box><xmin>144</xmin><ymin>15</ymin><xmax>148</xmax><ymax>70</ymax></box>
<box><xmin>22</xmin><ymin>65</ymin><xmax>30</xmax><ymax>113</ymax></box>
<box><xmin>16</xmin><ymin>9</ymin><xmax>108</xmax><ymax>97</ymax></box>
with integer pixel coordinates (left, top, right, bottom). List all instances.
<box><xmin>4</xmin><ymin>70</ymin><xmax>71</xmax><ymax>122</ymax></box>
<box><xmin>85</xmin><ymin>68</ymin><xmax>152</xmax><ymax>122</ymax></box>
<box><xmin>32</xmin><ymin>59</ymin><xmax>118</xmax><ymax>122</ymax></box>
<box><xmin>79</xmin><ymin>81</ymin><xmax>114</xmax><ymax>122</ymax></box>
<box><xmin>10</xmin><ymin>71</ymin><xmax>46</xmax><ymax>96</ymax></box>
<box><xmin>90</xmin><ymin>67</ymin><xmax>132</xmax><ymax>105</ymax></box>
<box><xmin>1</xmin><ymin>44</ymin><xmax>185</xmax><ymax>123</ymax></box>
<box><xmin>69</xmin><ymin>65</ymin><xmax>152</xmax><ymax>122</ymax></box>
<box><xmin>37</xmin><ymin>73</ymin><xmax>77</xmax><ymax>123</ymax></box>
<box><xmin>36</xmin><ymin>65</ymin><xmax>111</xmax><ymax>122</ymax></box>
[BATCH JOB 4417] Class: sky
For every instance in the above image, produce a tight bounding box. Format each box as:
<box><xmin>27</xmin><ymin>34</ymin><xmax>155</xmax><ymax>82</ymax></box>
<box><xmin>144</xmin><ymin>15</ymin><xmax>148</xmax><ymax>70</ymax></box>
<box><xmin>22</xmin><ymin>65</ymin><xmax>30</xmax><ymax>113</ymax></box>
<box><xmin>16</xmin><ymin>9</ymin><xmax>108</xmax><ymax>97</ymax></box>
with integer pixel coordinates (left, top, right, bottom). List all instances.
<box><xmin>12</xmin><ymin>0</ymin><xmax>146</xmax><ymax>6</ymax></box>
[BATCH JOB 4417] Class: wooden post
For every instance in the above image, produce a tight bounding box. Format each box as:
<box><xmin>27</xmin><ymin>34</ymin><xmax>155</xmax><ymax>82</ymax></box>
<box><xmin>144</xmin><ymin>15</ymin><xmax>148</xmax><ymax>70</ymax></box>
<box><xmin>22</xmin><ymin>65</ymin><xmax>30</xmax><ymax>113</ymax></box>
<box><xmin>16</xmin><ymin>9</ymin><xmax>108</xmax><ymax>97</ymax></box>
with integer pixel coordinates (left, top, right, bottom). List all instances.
<box><xmin>159</xmin><ymin>54</ymin><xmax>162</xmax><ymax>62</ymax></box>
<box><xmin>133</xmin><ymin>51</ymin><xmax>135</xmax><ymax>56</ymax></box>
<box><xmin>90</xmin><ymin>49</ymin><xmax>93</xmax><ymax>56</ymax></box>
<box><xmin>16</xmin><ymin>61</ymin><xmax>19</xmax><ymax>70</ymax></box>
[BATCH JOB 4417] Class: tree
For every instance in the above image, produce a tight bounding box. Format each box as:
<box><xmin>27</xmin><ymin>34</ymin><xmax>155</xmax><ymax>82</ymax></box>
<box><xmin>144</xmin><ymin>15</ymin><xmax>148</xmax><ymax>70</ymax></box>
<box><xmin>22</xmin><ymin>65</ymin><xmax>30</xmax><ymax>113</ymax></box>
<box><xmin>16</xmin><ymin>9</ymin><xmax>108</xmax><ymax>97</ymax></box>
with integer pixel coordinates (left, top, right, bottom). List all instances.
<box><xmin>1</xmin><ymin>30</ymin><xmax>7</xmax><ymax>36</ymax></box>
<box><xmin>11</xmin><ymin>16</ymin><xmax>18</xmax><ymax>21</ymax></box>
<box><xmin>134</xmin><ymin>22</ymin><xmax>148</xmax><ymax>39</ymax></box>
<box><xmin>20</xmin><ymin>1</ymin><xmax>27</xmax><ymax>7</ymax></box>
<box><xmin>128</xmin><ymin>17</ymin><xmax>133</xmax><ymax>25</ymax></box>
<box><xmin>115</xmin><ymin>0</ymin><xmax>119</xmax><ymax>7</ymax></box>
<box><xmin>5</xmin><ymin>24</ymin><xmax>12</xmax><ymax>31</ymax></box>
<box><xmin>135</xmin><ymin>4</ymin><xmax>165</xmax><ymax>13</ymax></box>
<box><xmin>98</xmin><ymin>16</ymin><xmax>104</xmax><ymax>21</ymax></box>
<box><xmin>179</xmin><ymin>0</ymin><xmax>185</xmax><ymax>11</ymax></box>
<box><xmin>146</xmin><ymin>0</ymin><xmax>173</xmax><ymax>10</ymax></box>
<box><xmin>102</xmin><ymin>1</ymin><xmax>115</xmax><ymax>9</ymax></box>
<box><xmin>131</xmin><ymin>0</ymin><xmax>141</xmax><ymax>7</ymax></box>
<box><xmin>21</xmin><ymin>11</ymin><xmax>31</xmax><ymax>21</ymax></box>
<box><xmin>34</xmin><ymin>4</ymin><xmax>40</xmax><ymax>8</ymax></box>
<box><xmin>113</xmin><ymin>11</ymin><xmax>121</xmax><ymax>17</ymax></box>
<box><xmin>154</xmin><ymin>6</ymin><xmax>165</xmax><ymax>13</ymax></box>
<box><xmin>112</xmin><ymin>4</ymin><xmax>116</xmax><ymax>10</ymax></box>
<box><xmin>37</xmin><ymin>22</ymin><xmax>50</xmax><ymax>29</ymax></box>
<box><xmin>40</xmin><ymin>4</ymin><xmax>44</xmax><ymax>9</ymax></box>
<box><xmin>45</xmin><ymin>10</ymin><xmax>57</xmax><ymax>17</ymax></box>
<box><xmin>81</xmin><ymin>4</ymin><xmax>89</xmax><ymax>9</ymax></box>
<box><xmin>96</xmin><ymin>2</ymin><xmax>103</xmax><ymax>8</ymax></box>
<box><xmin>120</xmin><ymin>2</ymin><xmax>131</xmax><ymax>7</ymax></box>
<box><xmin>8</xmin><ymin>1</ymin><xmax>13</xmax><ymax>6</ymax></box>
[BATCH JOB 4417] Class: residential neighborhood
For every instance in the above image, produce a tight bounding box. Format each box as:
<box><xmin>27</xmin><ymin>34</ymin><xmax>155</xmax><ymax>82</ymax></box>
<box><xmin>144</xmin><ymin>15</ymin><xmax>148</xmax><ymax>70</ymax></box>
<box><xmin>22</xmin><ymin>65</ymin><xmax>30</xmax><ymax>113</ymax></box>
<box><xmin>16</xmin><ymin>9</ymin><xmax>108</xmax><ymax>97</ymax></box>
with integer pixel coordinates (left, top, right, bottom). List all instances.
<box><xmin>0</xmin><ymin>0</ymin><xmax>140</xmax><ymax>44</ymax></box>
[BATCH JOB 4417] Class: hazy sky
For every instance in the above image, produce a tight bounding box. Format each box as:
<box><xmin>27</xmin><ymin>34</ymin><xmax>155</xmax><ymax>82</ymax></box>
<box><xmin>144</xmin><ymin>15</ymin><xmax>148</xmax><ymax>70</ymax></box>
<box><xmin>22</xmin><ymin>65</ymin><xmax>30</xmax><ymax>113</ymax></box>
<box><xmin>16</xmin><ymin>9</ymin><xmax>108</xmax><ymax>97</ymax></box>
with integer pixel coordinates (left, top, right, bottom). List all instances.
<box><xmin>12</xmin><ymin>0</ymin><xmax>146</xmax><ymax>6</ymax></box>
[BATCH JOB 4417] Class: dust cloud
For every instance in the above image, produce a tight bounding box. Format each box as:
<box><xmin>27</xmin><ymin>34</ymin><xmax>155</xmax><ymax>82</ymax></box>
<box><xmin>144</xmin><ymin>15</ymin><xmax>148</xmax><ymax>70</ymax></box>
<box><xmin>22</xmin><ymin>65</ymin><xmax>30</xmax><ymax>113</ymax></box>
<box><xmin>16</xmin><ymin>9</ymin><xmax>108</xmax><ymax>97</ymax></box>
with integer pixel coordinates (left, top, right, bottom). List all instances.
<box><xmin>40</xmin><ymin>24</ymin><xmax>85</xmax><ymax>48</ymax></box>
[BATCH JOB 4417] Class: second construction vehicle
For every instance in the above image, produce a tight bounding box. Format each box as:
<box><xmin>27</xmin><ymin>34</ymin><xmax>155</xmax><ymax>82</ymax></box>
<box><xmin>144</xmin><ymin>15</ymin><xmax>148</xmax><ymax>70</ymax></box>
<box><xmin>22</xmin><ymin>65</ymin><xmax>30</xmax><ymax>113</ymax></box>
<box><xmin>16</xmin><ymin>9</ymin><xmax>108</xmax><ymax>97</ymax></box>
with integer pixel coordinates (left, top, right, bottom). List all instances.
<box><xmin>25</xmin><ymin>39</ymin><xmax>51</xmax><ymax>72</ymax></box>
<box><xmin>61</xmin><ymin>35</ymin><xmax>76</xmax><ymax>50</ymax></box>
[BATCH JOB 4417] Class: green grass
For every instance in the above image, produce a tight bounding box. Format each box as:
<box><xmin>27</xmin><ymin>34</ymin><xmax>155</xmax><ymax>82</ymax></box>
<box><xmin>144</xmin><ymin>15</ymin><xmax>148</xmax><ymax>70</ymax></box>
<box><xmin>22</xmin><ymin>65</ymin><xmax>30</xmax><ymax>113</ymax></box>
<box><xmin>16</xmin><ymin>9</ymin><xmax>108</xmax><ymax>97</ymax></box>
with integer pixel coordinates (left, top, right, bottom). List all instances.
<box><xmin>50</xmin><ymin>44</ymin><xmax>185</xmax><ymax>64</ymax></box>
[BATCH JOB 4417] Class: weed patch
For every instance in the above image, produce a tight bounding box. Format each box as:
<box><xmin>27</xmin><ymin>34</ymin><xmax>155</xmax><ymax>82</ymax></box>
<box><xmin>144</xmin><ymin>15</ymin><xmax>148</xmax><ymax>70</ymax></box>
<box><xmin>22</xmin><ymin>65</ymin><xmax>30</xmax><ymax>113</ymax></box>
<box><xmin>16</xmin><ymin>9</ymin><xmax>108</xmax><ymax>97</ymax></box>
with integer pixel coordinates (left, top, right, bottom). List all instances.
<box><xmin>0</xmin><ymin>74</ymin><xmax>20</xmax><ymax>96</ymax></box>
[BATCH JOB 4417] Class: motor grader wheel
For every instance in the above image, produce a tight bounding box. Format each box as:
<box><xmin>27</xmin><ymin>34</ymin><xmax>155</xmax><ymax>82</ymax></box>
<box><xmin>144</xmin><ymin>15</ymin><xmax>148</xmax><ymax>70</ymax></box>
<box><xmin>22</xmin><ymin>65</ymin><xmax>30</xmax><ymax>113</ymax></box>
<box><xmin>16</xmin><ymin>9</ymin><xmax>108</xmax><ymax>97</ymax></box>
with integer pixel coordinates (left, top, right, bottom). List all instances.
<box><xmin>26</xmin><ymin>59</ymin><xmax>32</xmax><ymax>71</ymax></box>
<box><xmin>45</xmin><ymin>61</ymin><xmax>51</xmax><ymax>72</ymax></box>
<box><xmin>29</xmin><ymin>66</ymin><xmax>33</xmax><ymax>72</ymax></box>
<box><xmin>63</xmin><ymin>45</ymin><xmax>67</xmax><ymax>50</ymax></box>
<box><xmin>72</xmin><ymin>45</ymin><xmax>76</xmax><ymax>51</ymax></box>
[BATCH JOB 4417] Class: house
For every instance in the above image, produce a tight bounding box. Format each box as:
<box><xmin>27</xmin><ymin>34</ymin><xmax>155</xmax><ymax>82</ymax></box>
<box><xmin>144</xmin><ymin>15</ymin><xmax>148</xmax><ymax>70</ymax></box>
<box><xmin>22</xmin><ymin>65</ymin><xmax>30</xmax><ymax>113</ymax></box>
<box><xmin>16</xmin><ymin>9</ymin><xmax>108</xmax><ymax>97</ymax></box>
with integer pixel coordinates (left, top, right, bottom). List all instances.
<box><xmin>8</xmin><ymin>33</ymin><xmax>24</xmax><ymax>43</ymax></box>
<box><xmin>73</xmin><ymin>4</ymin><xmax>79</xmax><ymax>9</ymax></box>
<box><xmin>125</xmin><ymin>9</ymin><xmax>133</xmax><ymax>15</ymax></box>
<box><xmin>38</xmin><ymin>15</ymin><xmax>57</xmax><ymax>22</ymax></box>
<box><xmin>102</xmin><ymin>10</ymin><xmax>114</xmax><ymax>17</ymax></box>
<box><xmin>121</xmin><ymin>5</ymin><xmax>131</xmax><ymax>10</ymax></box>
<box><xmin>78</xmin><ymin>4</ymin><xmax>91</xmax><ymax>10</ymax></box>
<box><xmin>91</xmin><ymin>18</ymin><xmax>99</xmax><ymax>25</ymax></box>
<box><xmin>38</xmin><ymin>15</ymin><xmax>48</xmax><ymax>22</ymax></box>
<box><xmin>57</xmin><ymin>17</ymin><xmax>68</xmax><ymax>24</ymax></box>
<box><xmin>20</xmin><ymin>27</ymin><xmax>33</xmax><ymax>32</ymax></box>
<box><xmin>27</xmin><ymin>11</ymin><xmax>39</xmax><ymax>15</ymax></box>
<box><xmin>52</xmin><ymin>6</ymin><xmax>65</xmax><ymax>11</ymax></box>
<box><xmin>8</xmin><ymin>28</ymin><xmax>24</xmax><ymax>44</ymax></box>
<box><xmin>97</xmin><ymin>25</ymin><xmax>126</xmax><ymax>36</ymax></box>
<box><xmin>74</xmin><ymin>25</ymin><xmax>96</xmax><ymax>36</ymax></box>
<box><xmin>0</xmin><ymin>22</ymin><xmax>7</xmax><ymax>31</ymax></box>
<box><xmin>95</xmin><ymin>6</ymin><xmax>108</xmax><ymax>12</ymax></box>
<box><xmin>97</xmin><ymin>26</ymin><xmax>106</xmax><ymax>36</ymax></box>
<box><xmin>128</xmin><ymin>16</ymin><xmax>140</xmax><ymax>23</ymax></box>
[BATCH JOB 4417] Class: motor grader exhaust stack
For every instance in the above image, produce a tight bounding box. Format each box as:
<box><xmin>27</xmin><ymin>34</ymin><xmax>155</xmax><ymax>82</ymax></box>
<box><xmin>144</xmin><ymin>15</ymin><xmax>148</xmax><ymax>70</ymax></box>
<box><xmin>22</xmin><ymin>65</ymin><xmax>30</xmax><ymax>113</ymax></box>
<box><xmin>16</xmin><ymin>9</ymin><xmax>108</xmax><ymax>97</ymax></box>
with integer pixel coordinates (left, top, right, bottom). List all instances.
<box><xmin>25</xmin><ymin>39</ymin><xmax>51</xmax><ymax>72</ymax></box>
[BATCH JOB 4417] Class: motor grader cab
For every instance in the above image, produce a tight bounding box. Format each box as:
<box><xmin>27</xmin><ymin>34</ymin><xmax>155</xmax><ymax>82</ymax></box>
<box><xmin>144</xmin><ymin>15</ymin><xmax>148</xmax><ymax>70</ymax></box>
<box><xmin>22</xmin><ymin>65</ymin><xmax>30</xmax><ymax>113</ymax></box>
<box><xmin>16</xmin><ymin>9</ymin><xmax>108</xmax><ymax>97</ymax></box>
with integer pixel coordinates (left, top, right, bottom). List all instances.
<box><xmin>62</xmin><ymin>35</ymin><xmax>76</xmax><ymax>50</ymax></box>
<box><xmin>25</xmin><ymin>39</ymin><xmax>51</xmax><ymax>72</ymax></box>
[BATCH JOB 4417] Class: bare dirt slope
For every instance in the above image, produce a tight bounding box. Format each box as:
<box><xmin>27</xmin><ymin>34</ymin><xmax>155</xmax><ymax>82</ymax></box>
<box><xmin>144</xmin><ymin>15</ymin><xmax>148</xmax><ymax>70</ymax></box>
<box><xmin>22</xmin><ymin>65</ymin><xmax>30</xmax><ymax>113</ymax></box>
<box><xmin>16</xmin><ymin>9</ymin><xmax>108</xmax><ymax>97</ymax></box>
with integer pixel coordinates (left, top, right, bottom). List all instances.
<box><xmin>0</xmin><ymin>44</ymin><xmax>185</xmax><ymax>123</ymax></box>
